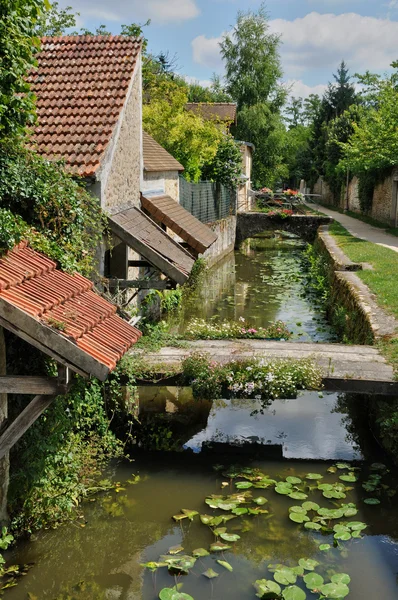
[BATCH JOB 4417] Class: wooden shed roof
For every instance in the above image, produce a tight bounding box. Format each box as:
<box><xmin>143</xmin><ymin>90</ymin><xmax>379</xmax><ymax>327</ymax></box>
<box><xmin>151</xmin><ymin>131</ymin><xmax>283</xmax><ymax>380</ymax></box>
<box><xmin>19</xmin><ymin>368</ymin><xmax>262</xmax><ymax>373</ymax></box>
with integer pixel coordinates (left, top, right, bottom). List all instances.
<box><xmin>141</xmin><ymin>194</ymin><xmax>217</xmax><ymax>254</ymax></box>
<box><xmin>108</xmin><ymin>207</ymin><xmax>195</xmax><ymax>284</ymax></box>
<box><xmin>0</xmin><ymin>242</ymin><xmax>141</xmax><ymax>381</ymax></box>
<box><xmin>143</xmin><ymin>132</ymin><xmax>184</xmax><ymax>173</ymax></box>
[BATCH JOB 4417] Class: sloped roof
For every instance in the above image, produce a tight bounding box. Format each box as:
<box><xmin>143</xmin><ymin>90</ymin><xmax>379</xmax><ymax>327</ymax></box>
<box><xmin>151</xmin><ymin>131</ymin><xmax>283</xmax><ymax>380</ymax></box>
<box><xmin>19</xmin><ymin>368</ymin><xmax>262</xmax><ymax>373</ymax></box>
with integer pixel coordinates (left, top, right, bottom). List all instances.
<box><xmin>109</xmin><ymin>207</ymin><xmax>195</xmax><ymax>284</ymax></box>
<box><xmin>143</xmin><ymin>132</ymin><xmax>184</xmax><ymax>173</ymax></box>
<box><xmin>185</xmin><ymin>103</ymin><xmax>237</xmax><ymax>124</ymax></box>
<box><xmin>27</xmin><ymin>35</ymin><xmax>142</xmax><ymax>177</ymax></box>
<box><xmin>141</xmin><ymin>194</ymin><xmax>217</xmax><ymax>254</ymax></box>
<box><xmin>0</xmin><ymin>242</ymin><xmax>141</xmax><ymax>380</ymax></box>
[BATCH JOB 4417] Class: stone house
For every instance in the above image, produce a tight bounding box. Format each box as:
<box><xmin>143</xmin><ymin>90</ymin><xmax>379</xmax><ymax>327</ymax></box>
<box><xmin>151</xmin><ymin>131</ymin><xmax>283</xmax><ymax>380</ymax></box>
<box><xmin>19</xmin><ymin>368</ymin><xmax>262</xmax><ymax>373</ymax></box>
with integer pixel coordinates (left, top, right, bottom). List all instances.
<box><xmin>28</xmin><ymin>36</ymin><xmax>215</xmax><ymax>291</ymax></box>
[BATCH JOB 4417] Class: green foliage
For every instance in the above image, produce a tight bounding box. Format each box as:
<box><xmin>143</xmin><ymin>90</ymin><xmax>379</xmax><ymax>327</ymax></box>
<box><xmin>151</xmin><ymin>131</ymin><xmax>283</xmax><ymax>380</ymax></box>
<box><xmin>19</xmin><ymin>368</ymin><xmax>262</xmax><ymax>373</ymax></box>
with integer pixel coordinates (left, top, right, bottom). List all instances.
<box><xmin>201</xmin><ymin>136</ymin><xmax>243</xmax><ymax>187</ymax></box>
<box><xmin>9</xmin><ymin>375</ymin><xmax>125</xmax><ymax>533</ymax></box>
<box><xmin>0</xmin><ymin>0</ymin><xmax>44</xmax><ymax>140</ymax></box>
<box><xmin>184</xmin><ymin>318</ymin><xmax>291</xmax><ymax>340</ymax></box>
<box><xmin>0</xmin><ymin>143</ymin><xmax>106</xmax><ymax>274</ymax></box>
<box><xmin>187</xmin><ymin>74</ymin><xmax>232</xmax><ymax>103</ymax></box>
<box><xmin>220</xmin><ymin>3</ymin><xmax>284</xmax><ymax>110</ymax></box>
<box><xmin>143</xmin><ymin>78</ymin><xmax>226</xmax><ymax>181</ymax></box>
<box><xmin>35</xmin><ymin>1</ymin><xmax>77</xmax><ymax>36</ymax></box>
<box><xmin>181</xmin><ymin>352</ymin><xmax>322</xmax><ymax>400</ymax></box>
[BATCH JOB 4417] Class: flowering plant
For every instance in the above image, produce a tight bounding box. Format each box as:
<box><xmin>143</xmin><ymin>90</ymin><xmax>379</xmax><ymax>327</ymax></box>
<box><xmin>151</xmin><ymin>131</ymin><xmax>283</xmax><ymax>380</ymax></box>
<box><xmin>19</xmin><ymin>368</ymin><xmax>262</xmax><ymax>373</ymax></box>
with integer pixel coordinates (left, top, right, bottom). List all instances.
<box><xmin>258</xmin><ymin>187</ymin><xmax>274</xmax><ymax>197</ymax></box>
<box><xmin>185</xmin><ymin>318</ymin><xmax>291</xmax><ymax>340</ymax></box>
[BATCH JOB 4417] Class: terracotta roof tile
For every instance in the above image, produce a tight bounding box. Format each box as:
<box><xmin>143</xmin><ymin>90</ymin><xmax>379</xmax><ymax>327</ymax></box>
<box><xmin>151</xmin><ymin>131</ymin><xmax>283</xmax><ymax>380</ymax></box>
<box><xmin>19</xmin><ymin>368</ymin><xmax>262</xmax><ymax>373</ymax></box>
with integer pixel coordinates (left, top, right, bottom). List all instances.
<box><xmin>185</xmin><ymin>103</ymin><xmax>237</xmax><ymax>124</ymax></box>
<box><xmin>143</xmin><ymin>132</ymin><xmax>184</xmax><ymax>173</ymax></box>
<box><xmin>28</xmin><ymin>36</ymin><xmax>142</xmax><ymax>177</ymax></box>
<box><xmin>0</xmin><ymin>243</ymin><xmax>141</xmax><ymax>378</ymax></box>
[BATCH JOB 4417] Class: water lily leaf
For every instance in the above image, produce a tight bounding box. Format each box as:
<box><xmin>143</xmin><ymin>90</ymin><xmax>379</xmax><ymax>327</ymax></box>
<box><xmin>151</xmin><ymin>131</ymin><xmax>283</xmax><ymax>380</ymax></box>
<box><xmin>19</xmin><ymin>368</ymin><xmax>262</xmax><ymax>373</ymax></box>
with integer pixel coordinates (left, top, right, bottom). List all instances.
<box><xmin>202</xmin><ymin>568</ymin><xmax>219</xmax><ymax>579</ymax></box>
<box><xmin>249</xmin><ymin>507</ymin><xmax>269</xmax><ymax>515</ymax></box>
<box><xmin>220</xmin><ymin>532</ymin><xmax>240</xmax><ymax>542</ymax></box>
<box><xmin>235</xmin><ymin>481</ymin><xmax>253</xmax><ymax>489</ymax></box>
<box><xmin>339</xmin><ymin>474</ymin><xmax>357</xmax><ymax>483</ymax></box>
<box><xmin>346</xmin><ymin>521</ymin><xmax>367</xmax><ymax>531</ymax></box>
<box><xmin>343</xmin><ymin>507</ymin><xmax>358</xmax><ymax>517</ymax></box>
<box><xmin>193</xmin><ymin>548</ymin><xmax>209</xmax><ymax>557</ymax></box>
<box><xmin>282</xmin><ymin>585</ymin><xmax>307</xmax><ymax>600</ymax></box>
<box><xmin>289</xmin><ymin>492</ymin><xmax>308</xmax><ymax>500</ymax></box>
<box><xmin>305</xmin><ymin>473</ymin><xmax>323</xmax><ymax>480</ymax></box>
<box><xmin>222</xmin><ymin>514</ymin><xmax>237</xmax><ymax>523</ymax></box>
<box><xmin>303</xmin><ymin>572</ymin><xmax>324</xmax><ymax>590</ymax></box>
<box><xmin>141</xmin><ymin>561</ymin><xmax>167</xmax><ymax>571</ymax></box>
<box><xmin>200</xmin><ymin>514</ymin><xmax>214</xmax><ymax>525</ymax></box>
<box><xmin>302</xmin><ymin>502</ymin><xmax>320</xmax><ymax>511</ymax></box>
<box><xmin>232</xmin><ymin>507</ymin><xmax>248</xmax><ymax>516</ymax></box>
<box><xmin>181</xmin><ymin>509</ymin><xmax>199</xmax><ymax>520</ymax></box>
<box><xmin>364</xmin><ymin>498</ymin><xmax>380</xmax><ymax>505</ymax></box>
<box><xmin>318</xmin><ymin>484</ymin><xmax>333</xmax><ymax>491</ymax></box>
<box><xmin>168</xmin><ymin>545</ymin><xmax>184</xmax><ymax>555</ymax></box>
<box><xmin>274</xmin><ymin>567</ymin><xmax>297</xmax><ymax>585</ymax></box>
<box><xmin>173</xmin><ymin>514</ymin><xmax>188</xmax><ymax>522</ymax></box>
<box><xmin>286</xmin><ymin>476</ymin><xmax>302</xmax><ymax>484</ymax></box>
<box><xmin>160</xmin><ymin>555</ymin><xmax>197</xmax><ymax>574</ymax></box>
<box><xmin>275</xmin><ymin>484</ymin><xmax>292</xmax><ymax>495</ymax></box>
<box><xmin>289</xmin><ymin>506</ymin><xmax>307</xmax><ymax>514</ymax></box>
<box><xmin>334</xmin><ymin>531</ymin><xmax>351</xmax><ymax>541</ymax></box>
<box><xmin>210</xmin><ymin>542</ymin><xmax>231</xmax><ymax>552</ymax></box>
<box><xmin>327</xmin><ymin>467</ymin><xmax>337</xmax><ymax>473</ymax></box>
<box><xmin>319</xmin><ymin>544</ymin><xmax>331</xmax><ymax>551</ymax></box>
<box><xmin>159</xmin><ymin>588</ymin><xmax>194</xmax><ymax>600</ymax></box>
<box><xmin>254</xmin><ymin>579</ymin><xmax>282</xmax><ymax>599</ymax></box>
<box><xmin>298</xmin><ymin>558</ymin><xmax>319</xmax><ymax>571</ymax></box>
<box><xmin>351</xmin><ymin>530</ymin><xmax>362</xmax><ymax>538</ymax></box>
<box><xmin>331</xmin><ymin>574</ymin><xmax>351</xmax><ymax>585</ymax></box>
<box><xmin>213</xmin><ymin>527</ymin><xmax>227</xmax><ymax>536</ymax></box>
<box><xmin>289</xmin><ymin>512</ymin><xmax>310</xmax><ymax>524</ymax></box>
<box><xmin>217</xmin><ymin>559</ymin><xmax>233</xmax><ymax>572</ymax></box>
<box><xmin>319</xmin><ymin>582</ymin><xmax>350</xmax><ymax>598</ymax></box>
<box><xmin>370</xmin><ymin>462</ymin><xmax>387</xmax><ymax>470</ymax></box>
<box><xmin>253</xmin><ymin>496</ymin><xmax>268</xmax><ymax>505</ymax></box>
<box><xmin>304</xmin><ymin>521</ymin><xmax>322</xmax><ymax>531</ymax></box>
<box><xmin>335</xmin><ymin>463</ymin><xmax>351</xmax><ymax>470</ymax></box>
<box><xmin>323</xmin><ymin>490</ymin><xmax>346</xmax><ymax>499</ymax></box>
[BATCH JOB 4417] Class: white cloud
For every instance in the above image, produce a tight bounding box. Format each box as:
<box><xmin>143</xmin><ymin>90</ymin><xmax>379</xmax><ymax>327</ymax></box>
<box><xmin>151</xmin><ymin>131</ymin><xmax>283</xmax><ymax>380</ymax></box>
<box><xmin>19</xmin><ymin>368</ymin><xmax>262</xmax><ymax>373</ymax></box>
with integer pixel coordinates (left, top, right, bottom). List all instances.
<box><xmin>183</xmin><ymin>75</ymin><xmax>212</xmax><ymax>88</ymax></box>
<box><xmin>60</xmin><ymin>0</ymin><xmax>200</xmax><ymax>25</ymax></box>
<box><xmin>192</xmin><ymin>11</ymin><xmax>398</xmax><ymax>86</ymax></box>
<box><xmin>285</xmin><ymin>79</ymin><xmax>328</xmax><ymax>99</ymax></box>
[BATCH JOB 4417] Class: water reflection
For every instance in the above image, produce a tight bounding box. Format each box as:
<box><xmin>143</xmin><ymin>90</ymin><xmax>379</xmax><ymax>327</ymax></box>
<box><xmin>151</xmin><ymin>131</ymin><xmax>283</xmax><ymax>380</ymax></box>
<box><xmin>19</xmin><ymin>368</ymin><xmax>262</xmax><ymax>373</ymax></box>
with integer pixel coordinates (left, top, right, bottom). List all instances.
<box><xmin>173</xmin><ymin>232</ymin><xmax>337</xmax><ymax>342</ymax></box>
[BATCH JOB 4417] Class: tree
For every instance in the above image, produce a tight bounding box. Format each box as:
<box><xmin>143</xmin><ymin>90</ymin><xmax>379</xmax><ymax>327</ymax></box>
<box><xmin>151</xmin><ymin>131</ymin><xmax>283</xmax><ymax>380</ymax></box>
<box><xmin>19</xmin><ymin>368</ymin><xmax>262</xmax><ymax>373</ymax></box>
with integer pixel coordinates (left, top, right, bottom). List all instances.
<box><xmin>35</xmin><ymin>2</ymin><xmax>76</xmax><ymax>36</ymax></box>
<box><xmin>285</xmin><ymin>97</ymin><xmax>304</xmax><ymax>129</ymax></box>
<box><xmin>220</xmin><ymin>3</ymin><xmax>284</xmax><ymax>110</ymax></box>
<box><xmin>0</xmin><ymin>0</ymin><xmax>44</xmax><ymax>140</ymax></box>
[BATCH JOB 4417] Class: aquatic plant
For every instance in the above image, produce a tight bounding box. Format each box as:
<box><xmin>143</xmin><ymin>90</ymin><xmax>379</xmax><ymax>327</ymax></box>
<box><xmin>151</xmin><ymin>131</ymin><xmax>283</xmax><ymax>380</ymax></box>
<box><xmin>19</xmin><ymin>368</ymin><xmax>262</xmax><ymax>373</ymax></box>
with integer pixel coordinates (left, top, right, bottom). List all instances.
<box><xmin>181</xmin><ymin>352</ymin><xmax>322</xmax><ymax>400</ymax></box>
<box><xmin>184</xmin><ymin>318</ymin><xmax>291</xmax><ymax>340</ymax></box>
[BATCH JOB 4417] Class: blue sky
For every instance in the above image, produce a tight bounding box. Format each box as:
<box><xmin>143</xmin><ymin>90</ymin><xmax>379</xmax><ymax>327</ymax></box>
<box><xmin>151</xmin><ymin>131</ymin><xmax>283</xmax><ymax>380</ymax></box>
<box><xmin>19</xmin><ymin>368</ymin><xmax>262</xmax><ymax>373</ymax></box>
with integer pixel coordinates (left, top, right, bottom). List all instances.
<box><xmin>59</xmin><ymin>0</ymin><xmax>398</xmax><ymax>97</ymax></box>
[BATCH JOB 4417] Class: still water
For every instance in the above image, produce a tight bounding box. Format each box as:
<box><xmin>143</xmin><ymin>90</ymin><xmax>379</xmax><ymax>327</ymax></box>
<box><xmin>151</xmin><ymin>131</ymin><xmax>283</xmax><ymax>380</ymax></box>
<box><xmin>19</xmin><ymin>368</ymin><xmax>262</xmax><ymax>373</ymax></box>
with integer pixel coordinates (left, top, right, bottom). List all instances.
<box><xmin>4</xmin><ymin>389</ymin><xmax>398</xmax><ymax>600</ymax></box>
<box><xmin>173</xmin><ymin>232</ymin><xmax>337</xmax><ymax>342</ymax></box>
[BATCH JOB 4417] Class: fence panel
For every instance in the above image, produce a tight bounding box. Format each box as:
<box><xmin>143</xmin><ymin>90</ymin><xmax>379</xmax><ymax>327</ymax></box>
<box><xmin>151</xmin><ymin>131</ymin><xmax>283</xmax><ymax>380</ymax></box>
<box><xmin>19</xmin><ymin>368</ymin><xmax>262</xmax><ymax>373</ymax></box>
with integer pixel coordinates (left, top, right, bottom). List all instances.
<box><xmin>179</xmin><ymin>177</ymin><xmax>236</xmax><ymax>224</ymax></box>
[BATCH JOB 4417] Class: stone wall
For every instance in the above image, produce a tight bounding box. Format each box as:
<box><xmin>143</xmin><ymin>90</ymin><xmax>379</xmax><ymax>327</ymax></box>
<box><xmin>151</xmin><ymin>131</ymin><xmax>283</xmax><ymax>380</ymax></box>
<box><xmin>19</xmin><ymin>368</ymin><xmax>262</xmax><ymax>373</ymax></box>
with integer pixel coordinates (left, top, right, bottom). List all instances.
<box><xmin>347</xmin><ymin>176</ymin><xmax>360</xmax><ymax>212</ymax></box>
<box><xmin>143</xmin><ymin>171</ymin><xmax>180</xmax><ymax>203</ymax></box>
<box><xmin>203</xmin><ymin>216</ymin><xmax>236</xmax><ymax>268</ymax></box>
<box><xmin>371</xmin><ymin>168</ymin><xmax>398</xmax><ymax>225</ymax></box>
<box><xmin>97</xmin><ymin>57</ymin><xmax>142</xmax><ymax>214</ymax></box>
<box><xmin>236</xmin><ymin>213</ymin><xmax>332</xmax><ymax>244</ymax></box>
<box><xmin>313</xmin><ymin>177</ymin><xmax>340</xmax><ymax>207</ymax></box>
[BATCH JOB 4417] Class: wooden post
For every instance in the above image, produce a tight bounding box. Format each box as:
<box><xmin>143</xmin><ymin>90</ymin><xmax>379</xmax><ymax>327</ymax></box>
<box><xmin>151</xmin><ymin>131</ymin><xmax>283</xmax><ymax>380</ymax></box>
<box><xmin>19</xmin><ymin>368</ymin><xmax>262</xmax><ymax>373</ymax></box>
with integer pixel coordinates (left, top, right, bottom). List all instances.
<box><xmin>0</xmin><ymin>326</ymin><xmax>9</xmax><ymax>524</ymax></box>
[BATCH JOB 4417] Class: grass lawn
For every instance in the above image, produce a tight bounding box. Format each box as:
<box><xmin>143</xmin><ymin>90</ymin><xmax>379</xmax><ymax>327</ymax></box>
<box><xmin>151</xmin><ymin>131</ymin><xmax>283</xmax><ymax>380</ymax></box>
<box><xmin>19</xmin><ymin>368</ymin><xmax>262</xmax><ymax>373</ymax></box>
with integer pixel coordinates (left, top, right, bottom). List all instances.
<box><xmin>329</xmin><ymin>222</ymin><xmax>398</xmax><ymax>372</ymax></box>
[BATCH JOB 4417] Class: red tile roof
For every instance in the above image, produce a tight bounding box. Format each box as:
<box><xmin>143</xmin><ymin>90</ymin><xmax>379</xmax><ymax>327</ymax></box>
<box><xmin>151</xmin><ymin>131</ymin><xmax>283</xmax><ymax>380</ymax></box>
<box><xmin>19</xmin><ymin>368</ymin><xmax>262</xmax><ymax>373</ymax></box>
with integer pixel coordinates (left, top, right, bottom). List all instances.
<box><xmin>27</xmin><ymin>36</ymin><xmax>142</xmax><ymax>177</ymax></box>
<box><xmin>0</xmin><ymin>242</ymin><xmax>141</xmax><ymax>379</ymax></box>
<box><xmin>185</xmin><ymin>103</ymin><xmax>237</xmax><ymax>124</ymax></box>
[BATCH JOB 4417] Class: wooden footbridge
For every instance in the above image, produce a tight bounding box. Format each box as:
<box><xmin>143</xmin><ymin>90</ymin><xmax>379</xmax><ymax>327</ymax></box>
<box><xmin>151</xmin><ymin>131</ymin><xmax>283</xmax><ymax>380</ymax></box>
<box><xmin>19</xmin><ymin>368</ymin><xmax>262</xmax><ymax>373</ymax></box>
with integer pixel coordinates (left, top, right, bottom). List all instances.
<box><xmin>139</xmin><ymin>339</ymin><xmax>398</xmax><ymax>396</ymax></box>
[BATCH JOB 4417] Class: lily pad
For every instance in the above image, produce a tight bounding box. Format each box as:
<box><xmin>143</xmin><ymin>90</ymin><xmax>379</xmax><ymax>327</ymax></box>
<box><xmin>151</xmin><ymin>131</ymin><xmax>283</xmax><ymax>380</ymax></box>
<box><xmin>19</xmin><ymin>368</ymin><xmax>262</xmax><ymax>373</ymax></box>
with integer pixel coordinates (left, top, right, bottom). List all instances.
<box><xmin>289</xmin><ymin>492</ymin><xmax>308</xmax><ymax>500</ymax></box>
<box><xmin>275</xmin><ymin>484</ymin><xmax>293</xmax><ymax>495</ymax></box>
<box><xmin>219</xmin><ymin>532</ymin><xmax>240</xmax><ymax>542</ymax></box>
<box><xmin>202</xmin><ymin>568</ymin><xmax>219</xmax><ymax>579</ymax></box>
<box><xmin>254</xmin><ymin>579</ymin><xmax>282</xmax><ymax>599</ymax></box>
<box><xmin>346</xmin><ymin>521</ymin><xmax>367</xmax><ymax>531</ymax></box>
<box><xmin>192</xmin><ymin>548</ymin><xmax>209</xmax><ymax>557</ymax></box>
<box><xmin>319</xmin><ymin>582</ymin><xmax>350</xmax><ymax>598</ymax></box>
<box><xmin>331</xmin><ymin>574</ymin><xmax>351</xmax><ymax>585</ymax></box>
<box><xmin>334</xmin><ymin>531</ymin><xmax>351</xmax><ymax>541</ymax></box>
<box><xmin>168</xmin><ymin>545</ymin><xmax>184</xmax><ymax>555</ymax></box>
<box><xmin>289</xmin><ymin>512</ymin><xmax>310</xmax><ymax>524</ymax></box>
<box><xmin>302</xmin><ymin>501</ymin><xmax>320</xmax><ymax>511</ymax></box>
<box><xmin>286</xmin><ymin>476</ymin><xmax>302</xmax><ymax>484</ymax></box>
<box><xmin>303</xmin><ymin>572</ymin><xmax>324</xmax><ymax>590</ymax></box>
<box><xmin>305</xmin><ymin>473</ymin><xmax>323</xmax><ymax>480</ymax></box>
<box><xmin>210</xmin><ymin>542</ymin><xmax>231</xmax><ymax>552</ymax></box>
<box><xmin>339</xmin><ymin>474</ymin><xmax>357</xmax><ymax>483</ymax></box>
<box><xmin>304</xmin><ymin>521</ymin><xmax>322</xmax><ymax>531</ymax></box>
<box><xmin>217</xmin><ymin>559</ymin><xmax>233</xmax><ymax>572</ymax></box>
<box><xmin>253</xmin><ymin>496</ymin><xmax>268</xmax><ymax>505</ymax></box>
<box><xmin>159</xmin><ymin>589</ymin><xmax>194</xmax><ymax>600</ymax></box>
<box><xmin>319</xmin><ymin>544</ymin><xmax>331</xmax><ymax>551</ymax></box>
<box><xmin>298</xmin><ymin>558</ymin><xmax>319</xmax><ymax>571</ymax></box>
<box><xmin>282</xmin><ymin>585</ymin><xmax>307</xmax><ymax>600</ymax></box>
<box><xmin>232</xmin><ymin>507</ymin><xmax>248</xmax><ymax>516</ymax></box>
<box><xmin>141</xmin><ymin>561</ymin><xmax>167</xmax><ymax>571</ymax></box>
<box><xmin>274</xmin><ymin>567</ymin><xmax>297</xmax><ymax>585</ymax></box>
<box><xmin>181</xmin><ymin>509</ymin><xmax>199</xmax><ymax>520</ymax></box>
<box><xmin>289</xmin><ymin>506</ymin><xmax>307</xmax><ymax>514</ymax></box>
<box><xmin>364</xmin><ymin>498</ymin><xmax>380</xmax><ymax>505</ymax></box>
<box><xmin>235</xmin><ymin>481</ymin><xmax>253</xmax><ymax>489</ymax></box>
<box><xmin>335</xmin><ymin>463</ymin><xmax>351</xmax><ymax>470</ymax></box>
<box><xmin>172</xmin><ymin>514</ymin><xmax>188</xmax><ymax>522</ymax></box>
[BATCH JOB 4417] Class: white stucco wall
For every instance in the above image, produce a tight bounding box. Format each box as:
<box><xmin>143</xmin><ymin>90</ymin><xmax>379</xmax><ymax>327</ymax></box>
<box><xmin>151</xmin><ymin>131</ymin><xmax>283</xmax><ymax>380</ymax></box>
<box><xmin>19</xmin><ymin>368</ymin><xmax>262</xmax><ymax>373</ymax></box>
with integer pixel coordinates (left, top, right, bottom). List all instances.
<box><xmin>143</xmin><ymin>171</ymin><xmax>180</xmax><ymax>203</ymax></box>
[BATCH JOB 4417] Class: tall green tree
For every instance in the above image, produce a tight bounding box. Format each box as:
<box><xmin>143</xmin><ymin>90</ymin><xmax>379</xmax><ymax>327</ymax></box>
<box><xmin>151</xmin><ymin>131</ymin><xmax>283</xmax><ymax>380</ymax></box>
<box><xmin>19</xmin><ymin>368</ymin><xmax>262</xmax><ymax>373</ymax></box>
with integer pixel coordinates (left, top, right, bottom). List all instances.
<box><xmin>220</xmin><ymin>3</ymin><xmax>285</xmax><ymax>110</ymax></box>
<box><xmin>325</xmin><ymin>60</ymin><xmax>357</xmax><ymax>119</ymax></box>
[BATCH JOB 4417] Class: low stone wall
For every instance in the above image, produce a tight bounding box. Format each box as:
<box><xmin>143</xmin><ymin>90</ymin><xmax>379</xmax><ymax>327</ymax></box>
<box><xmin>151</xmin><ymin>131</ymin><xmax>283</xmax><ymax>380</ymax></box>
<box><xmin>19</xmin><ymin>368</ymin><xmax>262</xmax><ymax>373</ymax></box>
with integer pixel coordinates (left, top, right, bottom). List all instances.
<box><xmin>315</xmin><ymin>226</ymin><xmax>397</xmax><ymax>343</ymax></box>
<box><xmin>236</xmin><ymin>213</ymin><xmax>332</xmax><ymax>245</ymax></box>
<box><xmin>203</xmin><ymin>215</ymin><xmax>236</xmax><ymax>268</ymax></box>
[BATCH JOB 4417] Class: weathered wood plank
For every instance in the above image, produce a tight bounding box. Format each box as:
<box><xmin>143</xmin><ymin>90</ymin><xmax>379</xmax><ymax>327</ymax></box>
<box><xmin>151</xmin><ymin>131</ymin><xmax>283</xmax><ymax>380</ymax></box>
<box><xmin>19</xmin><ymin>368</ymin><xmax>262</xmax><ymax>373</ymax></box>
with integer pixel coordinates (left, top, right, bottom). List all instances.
<box><xmin>0</xmin><ymin>377</ymin><xmax>67</xmax><ymax>395</ymax></box>
<box><xmin>0</xmin><ymin>306</ymin><xmax>109</xmax><ymax>381</ymax></box>
<box><xmin>107</xmin><ymin>279</ymin><xmax>173</xmax><ymax>290</ymax></box>
<box><xmin>0</xmin><ymin>395</ymin><xmax>55</xmax><ymax>460</ymax></box>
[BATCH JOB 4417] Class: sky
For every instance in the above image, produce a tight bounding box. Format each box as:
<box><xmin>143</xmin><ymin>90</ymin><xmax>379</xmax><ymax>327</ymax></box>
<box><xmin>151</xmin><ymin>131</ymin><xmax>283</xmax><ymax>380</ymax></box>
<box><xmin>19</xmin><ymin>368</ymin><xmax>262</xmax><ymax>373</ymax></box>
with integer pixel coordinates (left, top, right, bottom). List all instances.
<box><xmin>58</xmin><ymin>0</ymin><xmax>398</xmax><ymax>98</ymax></box>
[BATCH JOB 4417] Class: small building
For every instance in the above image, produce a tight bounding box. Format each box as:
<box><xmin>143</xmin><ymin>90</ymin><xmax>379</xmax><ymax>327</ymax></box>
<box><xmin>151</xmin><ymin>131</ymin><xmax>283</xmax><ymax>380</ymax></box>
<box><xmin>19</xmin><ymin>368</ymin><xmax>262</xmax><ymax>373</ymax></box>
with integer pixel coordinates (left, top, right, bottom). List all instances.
<box><xmin>142</xmin><ymin>131</ymin><xmax>184</xmax><ymax>203</ymax></box>
<box><xmin>237</xmin><ymin>142</ymin><xmax>255</xmax><ymax>213</ymax></box>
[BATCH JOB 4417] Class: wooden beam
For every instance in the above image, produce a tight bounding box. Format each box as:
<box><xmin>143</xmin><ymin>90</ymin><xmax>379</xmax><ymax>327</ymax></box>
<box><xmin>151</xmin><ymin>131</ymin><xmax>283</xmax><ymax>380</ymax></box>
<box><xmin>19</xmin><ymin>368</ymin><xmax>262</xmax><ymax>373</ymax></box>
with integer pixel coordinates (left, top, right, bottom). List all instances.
<box><xmin>0</xmin><ymin>377</ymin><xmax>68</xmax><ymax>395</ymax></box>
<box><xmin>0</xmin><ymin>395</ymin><xmax>55</xmax><ymax>460</ymax></box>
<box><xmin>128</xmin><ymin>260</ymin><xmax>152</xmax><ymax>268</ymax></box>
<box><xmin>106</xmin><ymin>279</ymin><xmax>174</xmax><ymax>290</ymax></box>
